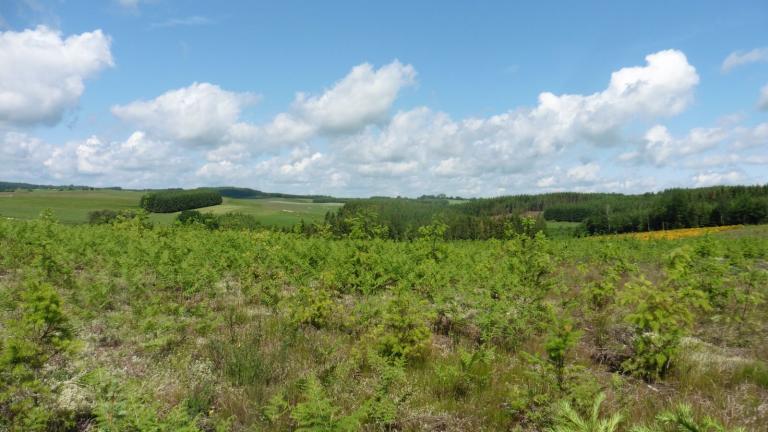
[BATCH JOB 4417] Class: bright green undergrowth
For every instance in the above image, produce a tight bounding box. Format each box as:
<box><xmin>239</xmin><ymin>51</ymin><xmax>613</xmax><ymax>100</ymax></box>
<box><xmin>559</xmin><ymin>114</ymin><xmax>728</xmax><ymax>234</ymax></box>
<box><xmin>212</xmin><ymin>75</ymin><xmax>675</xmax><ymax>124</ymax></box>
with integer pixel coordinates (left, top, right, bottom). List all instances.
<box><xmin>0</xmin><ymin>214</ymin><xmax>766</xmax><ymax>431</ymax></box>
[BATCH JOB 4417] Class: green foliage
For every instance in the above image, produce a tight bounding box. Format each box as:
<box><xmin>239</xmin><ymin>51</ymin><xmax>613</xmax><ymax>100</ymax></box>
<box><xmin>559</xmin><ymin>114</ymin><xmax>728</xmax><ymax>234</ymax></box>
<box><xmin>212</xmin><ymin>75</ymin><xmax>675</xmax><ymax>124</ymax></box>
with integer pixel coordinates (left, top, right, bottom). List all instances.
<box><xmin>631</xmin><ymin>404</ymin><xmax>745</xmax><ymax>432</ymax></box>
<box><xmin>477</xmin><ymin>229</ymin><xmax>556</xmax><ymax>350</ymax></box>
<box><xmin>732</xmin><ymin>360</ymin><xmax>768</xmax><ymax>389</ymax></box>
<box><xmin>263</xmin><ymin>391</ymin><xmax>290</xmax><ymax>424</ymax></box>
<box><xmin>545</xmin><ymin>319</ymin><xmax>581</xmax><ymax>391</ymax></box>
<box><xmin>372</xmin><ymin>287</ymin><xmax>433</xmax><ymax>362</ymax></box>
<box><xmin>549</xmin><ymin>393</ymin><xmax>622</xmax><ymax>432</ymax></box>
<box><xmin>208</xmin><ymin>332</ymin><xmax>269</xmax><ymax>387</ymax></box>
<box><xmin>177</xmin><ymin>209</ymin><xmax>263</xmax><ymax>231</ymax></box>
<box><xmin>417</xmin><ymin>219</ymin><xmax>448</xmax><ymax>261</ymax></box>
<box><xmin>361</xmin><ymin>352</ymin><xmax>409</xmax><ymax>427</ymax></box>
<box><xmin>345</xmin><ymin>209</ymin><xmax>390</xmax><ymax>240</ymax></box>
<box><xmin>291</xmin><ymin>376</ymin><xmax>361</xmax><ymax>432</ymax></box>
<box><xmin>0</xmin><ymin>278</ymin><xmax>77</xmax><ymax>430</ymax></box>
<box><xmin>619</xmin><ymin>278</ymin><xmax>695</xmax><ymax>380</ymax></box>
<box><xmin>288</xmin><ymin>284</ymin><xmax>338</xmax><ymax>329</ymax></box>
<box><xmin>325</xmin><ymin>196</ymin><xmax>545</xmax><ymax>240</ymax></box>
<box><xmin>88</xmin><ymin>370</ymin><xmax>199</xmax><ymax>432</ymax></box>
<box><xmin>435</xmin><ymin>346</ymin><xmax>494</xmax><ymax>398</ymax></box>
<box><xmin>507</xmin><ymin>354</ymin><xmax>604</xmax><ymax>431</ymax></box>
<box><xmin>619</xmin><ymin>276</ymin><xmax>689</xmax><ymax>380</ymax></box>
<box><xmin>0</xmin><ymin>213</ymin><xmax>764</xmax><ymax>430</ymax></box>
<box><xmin>140</xmin><ymin>188</ymin><xmax>222</xmax><ymax>213</ymax></box>
<box><xmin>616</xmin><ymin>247</ymin><xmax>711</xmax><ymax>381</ymax></box>
<box><xmin>88</xmin><ymin>208</ymin><xmax>139</xmax><ymax>224</ymax></box>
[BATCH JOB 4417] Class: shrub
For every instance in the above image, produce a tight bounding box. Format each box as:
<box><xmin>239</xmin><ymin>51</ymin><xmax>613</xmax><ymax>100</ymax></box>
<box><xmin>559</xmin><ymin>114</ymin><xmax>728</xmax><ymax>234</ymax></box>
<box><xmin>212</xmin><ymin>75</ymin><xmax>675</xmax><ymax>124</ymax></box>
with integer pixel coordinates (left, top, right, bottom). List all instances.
<box><xmin>0</xmin><ymin>279</ymin><xmax>77</xmax><ymax>430</ymax></box>
<box><xmin>372</xmin><ymin>287</ymin><xmax>433</xmax><ymax>362</ymax></box>
<box><xmin>177</xmin><ymin>209</ymin><xmax>206</xmax><ymax>224</ymax></box>
<box><xmin>619</xmin><ymin>276</ymin><xmax>698</xmax><ymax>380</ymax></box>
<box><xmin>88</xmin><ymin>209</ymin><xmax>138</xmax><ymax>224</ymax></box>
<box><xmin>287</xmin><ymin>284</ymin><xmax>338</xmax><ymax>329</ymax></box>
<box><xmin>215</xmin><ymin>212</ymin><xmax>261</xmax><ymax>230</ymax></box>
<box><xmin>545</xmin><ymin>319</ymin><xmax>581</xmax><ymax>391</ymax></box>
<box><xmin>140</xmin><ymin>189</ymin><xmax>222</xmax><ymax>213</ymax></box>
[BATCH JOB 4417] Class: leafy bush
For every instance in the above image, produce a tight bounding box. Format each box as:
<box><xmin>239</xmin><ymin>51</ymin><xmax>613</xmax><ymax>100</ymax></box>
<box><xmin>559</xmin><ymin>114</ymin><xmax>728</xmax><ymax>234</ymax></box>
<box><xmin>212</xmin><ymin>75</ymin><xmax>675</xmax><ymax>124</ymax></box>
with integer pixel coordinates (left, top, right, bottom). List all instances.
<box><xmin>619</xmin><ymin>277</ymin><xmax>699</xmax><ymax>380</ymax></box>
<box><xmin>372</xmin><ymin>287</ymin><xmax>434</xmax><ymax>362</ymax></box>
<box><xmin>177</xmin><ymin>210</ymin><xmax>262</xmax><ymax>231</ymax></box>
<box><xmin>615</xmin><ymin>248</ymin><xmax>711</xmax><ymax>381</ymax></box>
<box><xmin>545</xmin><ymin>319</ymin><xmax>581</xmax><ymax>391</ymax></box>
<box><xmin>287</xmin><ymin>284</ymin><xmax>338</xmax><ymax>329</ymax></box>
<box><xmin>88</xmin><ymin>209</ymin><xmax>138</xmax><ymax>224</ymax></box>
<box><xmin>0</xmin><ymin>279</ymin><xmax>77</xmax><ymax>430</ymax></box>
<box><xmin>140</xmin><ymin>189</ymin><xmax>222</xmax><ymax>213</ymax></box>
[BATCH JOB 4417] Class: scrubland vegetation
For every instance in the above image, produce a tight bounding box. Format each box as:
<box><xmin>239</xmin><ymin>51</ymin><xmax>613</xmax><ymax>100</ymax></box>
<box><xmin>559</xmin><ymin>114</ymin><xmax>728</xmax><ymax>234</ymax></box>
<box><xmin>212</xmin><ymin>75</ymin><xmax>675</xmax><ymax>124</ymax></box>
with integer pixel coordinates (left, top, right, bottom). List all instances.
<box><xmin>1</xmin><ymin>211</ymin><xmax>766</xmax><ymax>431</ymax></box>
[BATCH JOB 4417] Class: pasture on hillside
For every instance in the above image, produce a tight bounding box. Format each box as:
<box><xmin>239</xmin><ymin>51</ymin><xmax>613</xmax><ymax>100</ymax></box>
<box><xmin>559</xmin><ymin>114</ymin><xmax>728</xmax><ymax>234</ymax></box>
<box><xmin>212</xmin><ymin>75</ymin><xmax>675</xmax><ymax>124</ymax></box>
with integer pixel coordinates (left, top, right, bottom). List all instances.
<box><xmin>0</xmin><ymin>189</ymin><xmax>342</xmax><ymax>227</ymax></box>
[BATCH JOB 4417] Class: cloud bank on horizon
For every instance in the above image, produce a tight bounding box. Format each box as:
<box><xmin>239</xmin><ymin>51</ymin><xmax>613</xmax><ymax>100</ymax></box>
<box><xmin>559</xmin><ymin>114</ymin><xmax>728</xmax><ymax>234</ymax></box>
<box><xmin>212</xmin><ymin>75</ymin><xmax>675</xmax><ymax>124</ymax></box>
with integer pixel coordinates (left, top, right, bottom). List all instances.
<box><xmin>1</xmin><ymin>10</ymin><xmax>767</xmax><ymax>196</ymax></box>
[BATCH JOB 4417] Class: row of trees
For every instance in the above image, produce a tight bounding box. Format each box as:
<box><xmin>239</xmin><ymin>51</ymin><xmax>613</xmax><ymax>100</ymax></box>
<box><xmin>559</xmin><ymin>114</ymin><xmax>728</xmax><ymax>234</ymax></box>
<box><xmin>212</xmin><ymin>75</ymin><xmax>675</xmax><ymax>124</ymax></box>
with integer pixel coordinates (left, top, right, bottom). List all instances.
<box><xmin>320</xmin><ymin>198</ymin><xmax>546</xmax><ymax>240</ymax></box>
<box><xmin>579</xmin><ymin>187</ymin><xmax>768</xmax><ymax>234</ymax></box>
<box><xmin>319</xmin><ymin>185</ymin><xmax>768</xmax><ymax>239</ymax></box>
<box><xmin>454</xmin><ymin>185</ymin><xmax>768</xmax><ymax>234</ymax></box>
<box><xmin>139</xmin><ymin>189</ymin><xmax>223</xmax><ymax>213</ymax></box>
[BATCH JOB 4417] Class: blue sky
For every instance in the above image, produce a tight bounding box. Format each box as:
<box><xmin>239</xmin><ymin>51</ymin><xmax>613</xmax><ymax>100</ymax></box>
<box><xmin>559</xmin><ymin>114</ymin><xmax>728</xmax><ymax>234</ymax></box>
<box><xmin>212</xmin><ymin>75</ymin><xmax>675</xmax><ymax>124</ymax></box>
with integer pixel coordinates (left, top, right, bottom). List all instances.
<box><xmin>1</xmin><ymin>0</ymin><xmax>767</xmax><ymax>196</ymax></box>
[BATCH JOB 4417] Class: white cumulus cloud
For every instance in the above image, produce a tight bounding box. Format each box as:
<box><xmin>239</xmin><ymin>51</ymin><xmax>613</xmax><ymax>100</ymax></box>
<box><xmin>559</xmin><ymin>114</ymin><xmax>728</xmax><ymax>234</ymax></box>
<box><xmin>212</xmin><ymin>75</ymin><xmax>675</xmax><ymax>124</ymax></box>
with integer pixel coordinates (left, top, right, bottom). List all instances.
<box><xmin>292</xmin><ymin>60</ymin><xmax>416</xmax><ymax>133</ymax></box>
<box><xmin>692</xmin><ymin>171</ymin><xmax>744</xmax><ymax>187</ymax></box>
<box><xmin>9</xmin><ymin>48</ymin><xmax>755</xmax><ymax>196</ymax></box>
<box><xmin>567</xmin><ymin>162</ymin><xmax>600</xmax><ymax>182</ymax></box>
<box><xmin>722</xmin><ymin>47</ymin><xmax>768</xmax><ymax>72</ymax></box>
<box><xmin>333</xmin><ymin>49</ymin><xmax>699</xmax><ymax>183</ymax></box>
<box><xmin>253</xmin><ymin>60</ymin><xmax>417</xmax><ymax>147</ymax></box>
<box><xmin>43</xmin><ymin>131</ymin><xmax>189</xmax><ymax>187</ymax></box>
<box><xmin>111</xmin><ymin>83</ymin><xmax>258</xmax><ymax>147</ymax></box>
<box><xmin>626</xmin><ymin>124</ymin><xmax>727</xmax><ymax>166</ymax></box>
<box><xmin>0</xmin><ymin>26</ymin><xmax>113</xmax><ymax>127</ymax></box>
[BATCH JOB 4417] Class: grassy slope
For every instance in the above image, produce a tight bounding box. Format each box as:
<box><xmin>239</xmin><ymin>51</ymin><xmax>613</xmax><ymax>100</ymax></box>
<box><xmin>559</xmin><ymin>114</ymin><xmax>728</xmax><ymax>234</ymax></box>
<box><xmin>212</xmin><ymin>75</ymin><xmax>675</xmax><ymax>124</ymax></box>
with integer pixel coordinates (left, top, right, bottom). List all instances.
<box><xmin>1</xmin><ymin>221</ymin><xmax>765</xmax><ymax>430</ymax></box>
<box><xmin>197</xmin><ymin>197</ymin><xmax>343</xmax><ymax>227</ymax></box>
<box><xmin>0</xmin><ymin>189</ymin><xmax>174</xmax><ymax>224</ymax></box>
<box><xmin>0</xmin><ymin>189</ymin><xmax>342</xmax><ymax>227</ymax></box>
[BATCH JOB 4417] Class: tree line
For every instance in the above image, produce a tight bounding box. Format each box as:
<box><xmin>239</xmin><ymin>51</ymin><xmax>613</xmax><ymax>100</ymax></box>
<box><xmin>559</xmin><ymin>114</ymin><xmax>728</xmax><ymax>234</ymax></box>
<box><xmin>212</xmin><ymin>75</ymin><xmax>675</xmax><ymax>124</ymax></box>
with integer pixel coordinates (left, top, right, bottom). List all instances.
<box><xmin>316</xmin><ymin>185</ymin><xmax>768</xmax><ymax>239</ymax></box>
<box><xmin>318</xmin><ymin>197</ymin><xmax>546</xmax><ymax>240</ymax></box>
<box><xmin>139</xmin><ymin>189</ymin><xmax>223</xmax><ymax>213</ymax></box>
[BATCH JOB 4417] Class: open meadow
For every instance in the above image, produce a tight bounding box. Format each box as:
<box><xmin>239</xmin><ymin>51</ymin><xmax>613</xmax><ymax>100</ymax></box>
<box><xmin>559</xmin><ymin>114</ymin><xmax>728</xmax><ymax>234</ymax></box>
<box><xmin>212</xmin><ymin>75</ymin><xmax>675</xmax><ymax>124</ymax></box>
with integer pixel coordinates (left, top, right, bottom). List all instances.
<box><xmin>1</xmin><ymin>214</ymin><xmax>766</xmax><ymax>431</ymax></box>
<box><xmin>0</xmin><ymin>189</ymin><xmax>342</xmax><ymax>227</ymax></box>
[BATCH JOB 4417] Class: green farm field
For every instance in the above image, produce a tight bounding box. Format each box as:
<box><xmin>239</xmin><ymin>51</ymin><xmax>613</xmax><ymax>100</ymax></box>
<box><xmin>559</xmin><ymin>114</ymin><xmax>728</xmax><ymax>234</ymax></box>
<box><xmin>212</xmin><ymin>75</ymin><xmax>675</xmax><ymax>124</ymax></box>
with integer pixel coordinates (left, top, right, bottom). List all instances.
<box><xmin>195</xmin><ymin>197</ymin><xmax>343</xmax><ymax>227</ymax></box>
<box><xmin>0</xmin><ymin>189</ymin><xmax>342</xmax><ymax>226</ymax></box>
